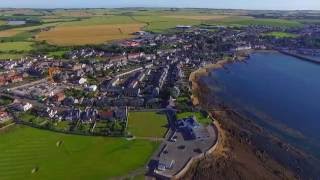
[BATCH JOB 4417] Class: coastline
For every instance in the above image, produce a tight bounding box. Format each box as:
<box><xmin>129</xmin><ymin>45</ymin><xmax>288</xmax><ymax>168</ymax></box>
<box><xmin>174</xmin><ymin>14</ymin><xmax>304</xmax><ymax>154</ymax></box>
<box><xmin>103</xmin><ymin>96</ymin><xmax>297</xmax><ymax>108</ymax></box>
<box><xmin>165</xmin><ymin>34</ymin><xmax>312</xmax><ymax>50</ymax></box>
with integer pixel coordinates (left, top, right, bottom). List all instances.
<box><xmin>185</xmin><ymin>52</ymin><xmax>320</xmax><ymax>179</ymax></box>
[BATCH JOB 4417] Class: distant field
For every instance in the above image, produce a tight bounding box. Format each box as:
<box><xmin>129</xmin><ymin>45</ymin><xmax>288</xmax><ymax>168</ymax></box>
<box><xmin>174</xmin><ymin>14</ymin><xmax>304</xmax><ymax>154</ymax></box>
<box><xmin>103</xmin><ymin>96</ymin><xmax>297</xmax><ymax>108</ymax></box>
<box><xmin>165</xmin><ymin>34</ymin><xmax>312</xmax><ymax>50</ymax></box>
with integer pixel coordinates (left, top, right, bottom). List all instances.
<box><xmin>265</xmin><ymin>31</ymin><xmax>298</xmax><ymax>38</ymax></box>
<box><xmin>61</xmin><ymin>16</ymin><xmax>138</xmax><ymax>26</ymax></box>
<box><xmin>0</xmin><ymin>20</ymin><xmax>6</xmax><ymax>25</ymax></box>
<box><xmin>0</xmin><ymin>42</ymin><xmax>34</xmax><ymax>52</ymax></box>
<box><xmin>205</xmin><ymin>17</ymin><xmax>302</xmax><ymax>27</ymax></box>
<box><xmin>0</xmin><ymin>22</ymin><xmax>60</xmax><ymax>38</ymax></box>
<box><xmin>128</xmin><ymin>111</ymin><xmax>168</xmax><ymax>138</ymax></box>
<box><xmin>0</xmin><ymin>125</ymin><xmax>158</xmax><ymax>180</ymax></box>
<box><xmin>134</xmin><ymin>16</ymin><xmax>201</xmax><ymax>33</ymax></box>
<box><xmin>163</xmin><ymin>15</ymin><xmax>230</xmax><ymax>20</ymax></box>
<box><xmin>36</xmin><ymin>23</ymin><xmax>143</xmax><ymax>45</ymax></box>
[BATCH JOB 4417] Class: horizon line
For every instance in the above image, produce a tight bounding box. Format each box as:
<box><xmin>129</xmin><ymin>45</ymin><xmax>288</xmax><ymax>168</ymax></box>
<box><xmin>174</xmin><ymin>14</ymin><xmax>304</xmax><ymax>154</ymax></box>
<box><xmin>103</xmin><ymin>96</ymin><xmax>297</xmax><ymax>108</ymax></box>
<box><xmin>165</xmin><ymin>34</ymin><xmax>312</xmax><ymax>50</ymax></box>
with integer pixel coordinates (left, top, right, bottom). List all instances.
<box><xmin>0</xmin><ymin>7</ymin><xmax>319</xmax><ymax>11</ymax></box>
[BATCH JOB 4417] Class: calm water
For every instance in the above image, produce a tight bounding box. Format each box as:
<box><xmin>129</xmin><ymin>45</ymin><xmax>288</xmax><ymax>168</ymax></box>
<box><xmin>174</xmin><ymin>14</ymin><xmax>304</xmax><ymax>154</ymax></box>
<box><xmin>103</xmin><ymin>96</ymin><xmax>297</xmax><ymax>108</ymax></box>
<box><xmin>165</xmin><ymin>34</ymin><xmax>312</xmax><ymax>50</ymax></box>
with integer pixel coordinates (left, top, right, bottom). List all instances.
<box><xmin>7</xmin><ymin>20</ymin><xmax>26</xmax><ymax>25</ymax></box>
<box><xmin>204</xmin><ymin>51</ymin><xmax>320</xmax><ymax>156</ymax></box>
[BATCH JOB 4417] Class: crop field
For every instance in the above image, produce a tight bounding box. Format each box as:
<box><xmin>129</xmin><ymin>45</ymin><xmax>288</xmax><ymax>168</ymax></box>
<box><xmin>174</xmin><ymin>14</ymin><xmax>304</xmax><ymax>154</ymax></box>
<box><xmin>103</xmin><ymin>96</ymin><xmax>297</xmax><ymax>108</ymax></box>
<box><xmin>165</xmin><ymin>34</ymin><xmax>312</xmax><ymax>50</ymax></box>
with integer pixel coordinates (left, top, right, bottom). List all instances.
<box><xmin>0</xmin><ymin>125</ymin><xmax>159</xmax><ymax>180</ymax></box>
<box><xmin>128</xmin><ymin>111</ymin><xmax>168</xmax><ymax>138</ymax></box>
<box><xmin>0</xmin><ymin>22</ymin><xmax>60</xmax><ymax>38</ymax></box>
<box><xmin>0</xmin><ymin>42</ymin><xmax>34</xmax><ymax>52</ymax></box>
<box><xmin>36</xmin><ymin>23</ymin><xmax>144</xmax><ymax>45</ymax></box>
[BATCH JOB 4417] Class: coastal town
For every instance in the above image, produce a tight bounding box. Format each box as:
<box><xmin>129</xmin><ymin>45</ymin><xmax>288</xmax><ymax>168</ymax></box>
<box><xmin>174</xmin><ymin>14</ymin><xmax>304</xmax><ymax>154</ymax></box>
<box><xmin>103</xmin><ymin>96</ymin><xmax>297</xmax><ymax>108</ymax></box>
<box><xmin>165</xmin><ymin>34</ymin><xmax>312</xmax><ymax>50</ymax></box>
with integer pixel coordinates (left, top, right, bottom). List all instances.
<box><xmin>1</xmin><ymin>16</ymin><xmax>320</xmax><ymax>179</ymax></box>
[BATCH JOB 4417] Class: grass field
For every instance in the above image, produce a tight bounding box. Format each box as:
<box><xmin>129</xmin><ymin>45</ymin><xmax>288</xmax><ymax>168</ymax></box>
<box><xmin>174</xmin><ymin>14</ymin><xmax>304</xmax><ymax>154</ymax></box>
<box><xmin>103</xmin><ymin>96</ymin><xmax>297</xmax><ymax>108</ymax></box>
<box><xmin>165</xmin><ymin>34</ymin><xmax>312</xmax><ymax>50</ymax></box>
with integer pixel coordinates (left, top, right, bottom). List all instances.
<box><xmin>0</xmin><ymin>42</ymin><xmax>34</xmax><ymax>52</ymax></box>
<box><xmin>163</xmin><ymin>15</ymin><xmax>230</xmax><ymax>20</ymax></box>
<box><xmin>264</xmin><ymin>31</ymin><xmax>298</xmax><ymax>38</ymax></box>
<box><xmin>0</xmin><ymin>22</ymin><xmax>60</xmax><ymax>38</ymax></box>
<box><xmin>36</xmin><ymin>24</ymin><xmax>144</xmax><ymax>45</ymax></box>
<box><xmin>0</xmin><ymin>125</ymin><xmax>159</xmax><ymax>180</ymax></box>
<box><xmin>0</xmin><ymin>53</ymin><xmax>25</xmax><ymax>60</ymax></box>
<box><xmin>0</xmin><ymin>20</ymin><xmax>7</xmax><ymax>25</ymax></box>
<box><xmin>177</xmin><ymin>111</ymin><xmax>212</xmax><ymax>125</ymax></box>
<box><xmin>128</xmin><ymin>111</ymin><xmax>168</xmax><ymax>138</ymax></box>
<box><xmin>205</xmin><ymin>17</ymin><xmax>302</xmax><ymax>27</ymax></box>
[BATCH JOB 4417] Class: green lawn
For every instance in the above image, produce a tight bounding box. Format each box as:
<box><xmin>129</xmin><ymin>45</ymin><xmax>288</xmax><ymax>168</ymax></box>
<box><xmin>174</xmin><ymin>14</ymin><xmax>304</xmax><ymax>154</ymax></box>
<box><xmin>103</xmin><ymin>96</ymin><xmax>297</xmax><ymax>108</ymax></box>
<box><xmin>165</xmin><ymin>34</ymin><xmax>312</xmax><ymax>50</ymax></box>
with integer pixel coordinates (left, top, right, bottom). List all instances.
<box><xmin>177</xmin><ymin>111</ymin><xmax>212</xmax><ymax>125</ymax></box>
<box><xmin>0</xmin><ymin>96</ymin><xmax>13</xmax><ymax>106</ymax></box>
<box><xmin>264</xmin><ymin>31</ymin><xmax>298</xmax><ymax>38</ymax></box>
<box><xmin>19</xmin><ymin>112</ymin><xmax>48</xmax><ymax>125</ymax></box>
<box><xmin>0</xmin><ymin>42</ymin><xmax>34</xmax><ymax>52</ymax></box>
<box><xmin>54</xmin><ymin>121</ymin><xmax>71</xmax><ymax>131</ymax></box>
<box><xmin>128</xmin><ymin>111</ymin><xmax>168</xmax><ymax>138</ymax></box>
<box><xmin>0</xmin><ymin>125</ymin><xmax>158</xmax><ymax>180</ymax></box>
<box><xmin>0</xmin><ymin>53</ymin><xmax>25</xmax><ymax>60</ymax></box>
<box><xmin>47</xmin><ymin>50</ymin><xmax>68</xmax><ymax>58</ymax></box>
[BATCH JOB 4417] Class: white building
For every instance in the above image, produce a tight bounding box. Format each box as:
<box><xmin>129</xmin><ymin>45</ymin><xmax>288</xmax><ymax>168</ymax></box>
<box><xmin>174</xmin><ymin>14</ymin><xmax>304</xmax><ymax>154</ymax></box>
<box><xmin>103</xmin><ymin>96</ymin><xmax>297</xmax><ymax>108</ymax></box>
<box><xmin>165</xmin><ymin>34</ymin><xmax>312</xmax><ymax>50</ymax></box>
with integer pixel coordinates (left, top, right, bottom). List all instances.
<box><xmin>16</xmin><ymin>102</ymin><xmax>33</xmax><ymax>112</ymax></box>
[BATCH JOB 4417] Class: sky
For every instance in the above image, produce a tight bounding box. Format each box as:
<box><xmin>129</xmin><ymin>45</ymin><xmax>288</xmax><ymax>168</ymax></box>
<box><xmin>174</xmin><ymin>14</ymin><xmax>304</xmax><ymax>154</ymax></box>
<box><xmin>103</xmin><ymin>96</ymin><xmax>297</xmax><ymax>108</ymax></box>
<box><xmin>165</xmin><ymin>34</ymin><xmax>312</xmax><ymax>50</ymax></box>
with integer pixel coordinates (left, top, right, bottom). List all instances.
<box><xmin>0</xmin><ymin>0</ymin><xmax>319</xmax><ymax>10</ymax></box>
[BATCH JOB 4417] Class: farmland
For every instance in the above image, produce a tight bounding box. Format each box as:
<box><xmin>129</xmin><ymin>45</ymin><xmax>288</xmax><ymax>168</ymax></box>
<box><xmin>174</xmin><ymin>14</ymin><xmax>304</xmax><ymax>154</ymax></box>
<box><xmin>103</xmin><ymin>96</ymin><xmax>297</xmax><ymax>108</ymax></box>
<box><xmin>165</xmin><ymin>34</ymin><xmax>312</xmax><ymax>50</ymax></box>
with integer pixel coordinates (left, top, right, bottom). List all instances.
<box><xmin>128</xmin><ymin>111</ymin><xmax>168</xmax><ymax>138</ymax></box>
<box><xmin>36</xmin><ymin>24</ymin><xmax>144</xmax><ymax>46</ymax></box>
<box><xmin>0</xmin><ymin>125</ymin><xmax>159</xmax><ymax>180</ymax></box>
<box><xmin>0</xmin><ymin>8</ymin><xmax>305</xmax><ymax>57</ymax></box>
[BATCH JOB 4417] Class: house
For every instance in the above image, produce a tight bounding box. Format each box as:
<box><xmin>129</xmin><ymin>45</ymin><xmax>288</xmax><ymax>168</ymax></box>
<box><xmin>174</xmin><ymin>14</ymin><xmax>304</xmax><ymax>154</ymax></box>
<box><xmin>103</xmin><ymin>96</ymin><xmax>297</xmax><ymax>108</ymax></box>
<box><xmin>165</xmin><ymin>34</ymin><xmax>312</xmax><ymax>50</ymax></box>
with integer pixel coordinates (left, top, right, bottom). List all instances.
<box><xmin>52</xmin><ymin>92</ymin><xmax>65</xmax><ymax>102</ymax></box>
<box><xmin>0</xmin><ymin>110</ymin><xmax>9</xmax><ymax>122</ymax></box>
<box><xmin>14</xmin><ymin>102</ymin><xmax>33</xmax><ymax>112</ymax></box>
<box><xmin>99</xmin><ymin>110</ymin><xmax>114</xmax><ymax>121</ymax></box>
<box><xmin>9</xmin><ymin>75</ymin><xmax>23</xmax><ymax>83</ymax></box>
<box><xmin>78</xmin><ymin>77</ymin><xmax>87</xmax><ymax>85</ymax></box>
<box><xmin>86</xmin><ymin>85</ymin><xmax>97</xmax><ymax>92</ymax></box>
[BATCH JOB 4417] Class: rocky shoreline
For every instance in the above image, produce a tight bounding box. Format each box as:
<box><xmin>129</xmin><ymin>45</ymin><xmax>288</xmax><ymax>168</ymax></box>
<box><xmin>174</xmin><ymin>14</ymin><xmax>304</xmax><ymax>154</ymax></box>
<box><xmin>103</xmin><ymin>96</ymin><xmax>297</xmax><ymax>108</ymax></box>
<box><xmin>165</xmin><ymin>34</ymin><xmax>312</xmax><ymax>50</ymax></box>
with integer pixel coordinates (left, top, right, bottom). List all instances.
<box><xmin>184</xmin><ymin>55</ymin><xmax>320</xmax><ymax>180</ymax></box>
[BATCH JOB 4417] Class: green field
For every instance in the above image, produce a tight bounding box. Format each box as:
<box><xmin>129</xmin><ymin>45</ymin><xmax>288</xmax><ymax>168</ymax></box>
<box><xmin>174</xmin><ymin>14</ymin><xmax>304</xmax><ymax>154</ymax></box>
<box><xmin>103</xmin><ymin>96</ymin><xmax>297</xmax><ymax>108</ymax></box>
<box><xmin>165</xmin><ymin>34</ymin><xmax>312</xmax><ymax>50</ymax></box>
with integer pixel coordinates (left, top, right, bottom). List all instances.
<box><xmin>177</xmin><ymin>111</ymin><xmax>212</xmax><ymax>125</ymax></box>
<box><xmin>128</xmin><ymin>111</ymin><xmax>168</xmax><ymax>138</ymax></box>
<box><xmin>0</xmin><ymin>125</ymin><xmax>158</xmax><ymax>180</ymax></box>
<box><xmin>264</xmin><ymin>31</ymin><xmax>298</xmax><ymax>38</ymax></box>
<box><xmin>0</xmin><ymin>20</ymin><xmax>6</xmax><ymax>25</ymax></box>
<box><xmin>0</xmin><ymin>53</ymin><xmax>25</xmax><ymax>60</ymax></box>
<box><xmin>0</xmin><ymin>96</ymin><xmax>13</xmax><ymax>106</ymax></box>
<box><xmin>0</xmin><ymin>42</ymin><xmax>34</xmax><ymax>52</ymax></box>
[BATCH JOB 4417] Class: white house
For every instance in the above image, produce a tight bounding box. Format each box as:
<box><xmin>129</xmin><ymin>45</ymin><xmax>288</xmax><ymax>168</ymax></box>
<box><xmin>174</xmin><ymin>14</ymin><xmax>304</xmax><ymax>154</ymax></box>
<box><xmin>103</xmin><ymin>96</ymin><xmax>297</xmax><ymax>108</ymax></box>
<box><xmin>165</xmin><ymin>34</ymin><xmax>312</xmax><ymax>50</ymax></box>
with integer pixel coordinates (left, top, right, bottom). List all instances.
<box><xmin>78</xmin><ymin>78</ymin><xmax>87</xmax><ymax>85</ymax></box>
<box><xmin>16</xmin><ymin>102</ymin><xmax>33</xmax><ymax>112</ymax></box>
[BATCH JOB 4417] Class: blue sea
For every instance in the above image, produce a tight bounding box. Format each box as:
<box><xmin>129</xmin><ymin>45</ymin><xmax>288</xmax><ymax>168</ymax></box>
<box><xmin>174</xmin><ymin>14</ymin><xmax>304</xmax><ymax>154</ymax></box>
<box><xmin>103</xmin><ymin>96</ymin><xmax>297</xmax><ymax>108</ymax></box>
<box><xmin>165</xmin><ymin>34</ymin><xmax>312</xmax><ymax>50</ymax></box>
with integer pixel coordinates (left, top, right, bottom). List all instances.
<box><xmin>204</xmin><ymin>51</ymin><xmax>320</xmax><ymax>158</ymax></box>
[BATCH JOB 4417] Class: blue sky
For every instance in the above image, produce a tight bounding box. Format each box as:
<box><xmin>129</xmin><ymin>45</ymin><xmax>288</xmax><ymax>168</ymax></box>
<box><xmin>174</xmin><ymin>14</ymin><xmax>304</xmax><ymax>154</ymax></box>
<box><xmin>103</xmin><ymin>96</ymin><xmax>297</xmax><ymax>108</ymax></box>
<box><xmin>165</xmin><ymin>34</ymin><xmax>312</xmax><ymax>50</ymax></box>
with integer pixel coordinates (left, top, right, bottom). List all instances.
<box><xmin>0</xmin><ymin>0</ymin><xmax>319</xmax><ymax>10</ymax></box>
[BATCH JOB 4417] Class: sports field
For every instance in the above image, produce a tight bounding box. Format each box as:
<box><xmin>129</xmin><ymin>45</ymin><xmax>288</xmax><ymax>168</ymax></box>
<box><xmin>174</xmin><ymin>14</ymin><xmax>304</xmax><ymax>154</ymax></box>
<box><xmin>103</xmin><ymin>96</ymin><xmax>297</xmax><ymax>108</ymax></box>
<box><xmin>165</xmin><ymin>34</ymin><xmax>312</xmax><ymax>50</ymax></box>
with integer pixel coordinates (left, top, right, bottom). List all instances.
<box><xmin>36</xmin><ymin>24</ymin><xmax>144</xmax><ymax>45</ymax></box>
<box><xmin>0</xmin><ymin>125</ymin><xmax>158</xmax><ymax>180</ymax></box>
<box><xmin>128</xmin><ymin>111</ymin><xmax>168</xmax><ymax>138</ymax></box>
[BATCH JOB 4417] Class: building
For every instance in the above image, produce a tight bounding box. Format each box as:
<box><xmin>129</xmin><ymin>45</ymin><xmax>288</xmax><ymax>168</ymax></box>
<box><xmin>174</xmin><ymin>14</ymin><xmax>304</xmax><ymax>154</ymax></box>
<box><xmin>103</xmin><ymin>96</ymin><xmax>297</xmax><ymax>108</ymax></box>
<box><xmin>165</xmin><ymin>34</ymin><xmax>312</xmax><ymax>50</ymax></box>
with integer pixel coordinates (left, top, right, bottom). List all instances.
<box><xmin>0</xmin><ymin>110</ymin><xmax>9</xmax><ymax>122</ymax></box>
<box><xmin>52</xmin><ymin>92</ymin><xmax>65</xmax><ymax>102</ymax></box>
<box><xmin>14</xmin><ymin>102</ymin><xmax>33</xmax><ymax>112</ymax></box>
<box><xmin>99</xmin><ymin>110</ymin><xmax>114</xmax><ymax>121</ymax></box>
